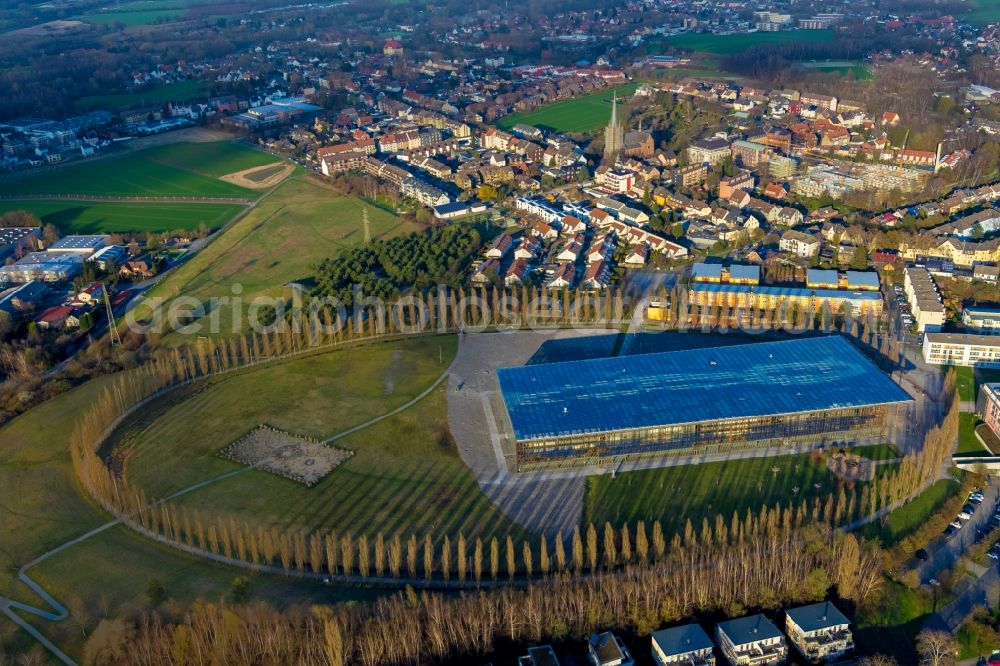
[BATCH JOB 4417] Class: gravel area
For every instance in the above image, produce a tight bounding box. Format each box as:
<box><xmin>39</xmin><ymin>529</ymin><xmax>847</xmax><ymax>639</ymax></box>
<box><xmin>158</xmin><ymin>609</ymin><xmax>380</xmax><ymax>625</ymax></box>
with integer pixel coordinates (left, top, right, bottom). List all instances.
<box><xmin>219</xmin><ymin>425</ymin><xmax>352</xmax><ymax>486</ymax></box>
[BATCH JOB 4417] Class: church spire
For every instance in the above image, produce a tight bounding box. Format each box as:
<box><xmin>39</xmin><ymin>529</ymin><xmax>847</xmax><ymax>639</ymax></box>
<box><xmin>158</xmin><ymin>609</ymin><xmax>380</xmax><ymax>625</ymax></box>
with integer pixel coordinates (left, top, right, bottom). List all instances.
<box><xmin>603</xmin><ymin>90</ymin><xmax>624</xmax><ymax>164</ymax></box>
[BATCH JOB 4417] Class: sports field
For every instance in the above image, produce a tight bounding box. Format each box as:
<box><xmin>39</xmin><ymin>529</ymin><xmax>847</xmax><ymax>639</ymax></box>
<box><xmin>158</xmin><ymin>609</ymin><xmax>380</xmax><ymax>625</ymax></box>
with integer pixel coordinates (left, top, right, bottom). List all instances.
<box><xmin>667</xmin><ymin>29</ymin><xmax>835</xmax><ymax>55</ymax></box>
<box><xmin>0</xmin><ymin>200</ymin><xmax>244</xmax><ymax>234</ymax></box>
<box><xmin>81</xmin><ymin>8</ymin><xmax>184</xmax><ymax>25</ymax></box>
<box><xmin>75</xmin><ymin>79</ymin><xmax>211</xmax><ymax>112</ymax></box>
<box><xmin>142</xmin><ymin>141</ymin><xmax>280</xmax><ymax>178</ymax></box>
<box><xmin>584</xmin><ymin>449</ymin><xmax>895</xmax><ymax>537</ymax></box>
<box><xmin>138</xmin><ymin>176</ymin><xmax>417</xmax><ymax>339</ymax></box>
<box><xmin>801</xmin><ymin>61</ymin><xmax>873</xmax><ymax>80</ymax></box>
<box><xmin>496</xmin><ymin>82</ymin><xmax>639</xmax><ymax>134</ymax></box>
<box><xmin>0</xmin><ymin>151</ymin><xmax>255</xmax><ymax>199</ymax></box>
<box><xmin>114</xmin><ymin>335</ymin><xmax>528</xmax><ymax>542</ymax></box>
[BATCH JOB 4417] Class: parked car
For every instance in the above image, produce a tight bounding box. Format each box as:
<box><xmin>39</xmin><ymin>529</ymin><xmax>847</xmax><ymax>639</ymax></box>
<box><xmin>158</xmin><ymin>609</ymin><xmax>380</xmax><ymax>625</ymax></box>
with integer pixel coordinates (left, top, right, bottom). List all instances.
<box><xmin>915</xmin><ymin>548</ymin><xmax>929</xmax><ymax>561</ymax></box>
<box><xmin>970</xmin><ymin>492</ymin><xmax>985</xmax><ymax>504</ymax></box>
<box><xmin>964</xmin><ymin>503</ymin><xmax>978</xmax><ymax>514</ymax></box>
<box><xmin>958</xmin><ymin>511</ymin><xmax>972</xmax><ymax>521</ymax></box>
<box><xmin>952</xmin><ymin>519</ymin><xmax>965</xmax><ymax>529</ymax></box>
<box><xmin>945</xmin><ymin>525</ymin><xmax>958</xmax><ymax>539</ymax></box>
<box><xmin>989</xmin><ymin>545</ymin><xmax>1000</xmax><ymax>560</ymax></box>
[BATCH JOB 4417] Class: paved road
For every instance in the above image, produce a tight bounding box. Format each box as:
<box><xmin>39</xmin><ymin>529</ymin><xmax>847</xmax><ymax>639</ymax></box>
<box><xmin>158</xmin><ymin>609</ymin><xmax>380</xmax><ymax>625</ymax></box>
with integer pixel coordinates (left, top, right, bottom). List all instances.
<box><xmin>918</xmin><ymin>483</ymin><xmax>999</xmax><ymax>586</ymax></box>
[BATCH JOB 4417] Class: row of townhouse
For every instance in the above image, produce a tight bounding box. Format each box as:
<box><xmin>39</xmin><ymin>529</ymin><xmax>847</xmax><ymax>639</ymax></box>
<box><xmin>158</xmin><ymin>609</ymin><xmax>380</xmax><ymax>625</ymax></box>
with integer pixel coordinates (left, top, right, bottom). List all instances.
<box><xmin>688</xmin><ymin>277</ymin><xmax>884</xmax><ymax>318</ymax></box>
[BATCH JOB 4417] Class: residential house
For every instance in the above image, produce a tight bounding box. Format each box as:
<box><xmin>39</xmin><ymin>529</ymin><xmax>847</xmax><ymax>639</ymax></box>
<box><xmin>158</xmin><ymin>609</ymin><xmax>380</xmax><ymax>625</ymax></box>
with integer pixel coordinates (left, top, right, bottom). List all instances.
<box><xmin>35</xmin><ymin>305</ymin><xmax>79</xmax><ymax>330</ymax></box>
<box><xmin>784</xmin><ymin>601</ymin><xmax>854</xmax><ymax>664</ymax></box>
<box><xmin>650</xmin><ymin>624</ymin><xmax>716</xmax><ymax>666</ymax></box>
<box><xmin>486</xmin><ymin>234</ymin><xmax>514</xmax><ymax>259</ymax></box>
<box><xmin>588</xmin><ymin>631</ymin><xmax>633</xmax><ymax>666</ymax></box>
<box><xmin>582</xmin><ymin>259</ymin><xmax>610</xmax><ymax>290</ymax></box>
<box><xmin>504</xmin><ymin>258</ymin><xmax>531</xmax><ymax>287</ymax></box>
<box><xmin>715</xmin><ymin>615</ymin><xmax>787</xmax><ymax>666</ymax></box>
<box><xmin>520</xmin><ymin>645</ymin><xmax>561</xmax><ymax>666</ymax></box>
<box><xmin>624</xmin><ymin>244</ymin><xmax>649</xmax><ymax>268</ymax></box>
<box><xmin>547</xmin><ymin>262</ymin><xmax>575</xmax><ymax>289</ymax></box>
<box><xmin>780</xmin><ymin>230</ymin><xmax>821</xmax><ymax>258</ymax></box>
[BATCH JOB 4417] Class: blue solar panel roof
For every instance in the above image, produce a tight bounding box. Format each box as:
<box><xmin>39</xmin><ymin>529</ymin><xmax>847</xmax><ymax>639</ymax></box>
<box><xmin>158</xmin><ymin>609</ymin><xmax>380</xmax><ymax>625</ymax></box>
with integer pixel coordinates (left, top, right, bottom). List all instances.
<box><xmin>497</xmin><ymin>336</ymin><xmax>912</xmax><ymax>441</ymax></box>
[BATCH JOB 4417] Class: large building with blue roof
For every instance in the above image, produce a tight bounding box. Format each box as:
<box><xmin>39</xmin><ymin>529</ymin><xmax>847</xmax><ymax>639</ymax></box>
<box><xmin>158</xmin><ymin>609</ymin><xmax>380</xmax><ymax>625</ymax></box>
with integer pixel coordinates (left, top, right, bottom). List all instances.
<box><xmin>497</xmin><ymin>336</ymin><xmax>911</xmax><ymax>470</ymax></box>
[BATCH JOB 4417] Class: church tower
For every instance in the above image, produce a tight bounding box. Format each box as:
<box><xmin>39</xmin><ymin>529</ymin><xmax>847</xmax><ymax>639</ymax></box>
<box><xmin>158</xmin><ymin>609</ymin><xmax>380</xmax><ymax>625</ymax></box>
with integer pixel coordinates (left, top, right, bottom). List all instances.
<box><xmin>603</xmin><ymin>92</ymin><xmax>624</xmax><ymax>164</ymax></box>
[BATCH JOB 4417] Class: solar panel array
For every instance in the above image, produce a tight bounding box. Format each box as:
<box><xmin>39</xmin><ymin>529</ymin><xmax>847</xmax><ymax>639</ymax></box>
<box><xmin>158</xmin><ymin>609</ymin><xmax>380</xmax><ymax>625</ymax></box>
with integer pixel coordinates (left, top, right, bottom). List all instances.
<box><xmin>497</xmin><ymin>336</ymin><xmax>912</xmax><ymax>441</ymax></box>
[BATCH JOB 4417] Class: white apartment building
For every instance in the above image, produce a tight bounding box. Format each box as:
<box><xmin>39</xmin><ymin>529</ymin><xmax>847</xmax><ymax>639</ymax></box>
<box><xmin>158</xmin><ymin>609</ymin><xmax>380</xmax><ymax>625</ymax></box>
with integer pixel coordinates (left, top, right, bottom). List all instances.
<box><xmin>923</xmin><ymin>332</ymin><xmax>1000</xmax><ymax>368</ymax></box>
<box><xmin>903</xmin><ymin>266</ymin><xmax>946</xmax><ymax>333</ymax></box>
<box><xmin>963</xmin><ymin>307</ymin><xmax>1000</xmax><ymax>333</ymax></box>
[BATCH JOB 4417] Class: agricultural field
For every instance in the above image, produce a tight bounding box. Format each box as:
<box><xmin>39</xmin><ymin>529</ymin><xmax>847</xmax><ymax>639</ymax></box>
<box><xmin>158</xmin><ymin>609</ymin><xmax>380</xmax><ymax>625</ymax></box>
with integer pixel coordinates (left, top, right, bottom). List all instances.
<box><xmin>75</xmin><ymin>79</ymin><xmax>211</xmax><ymax>112</ymax></box>
<box><xmin>0</xmin><ymin>150</ymin><xmax>256</xmax><ymax>199</ymax></box>
<box><xmin>666</xmin><ymin>29</ymin><xmax>834</xmax><ymax>55</ymax></box>
<box><xmin>137</xmin><ymin>176</ymin><xmax>417</xmax><ymax>340</ymax></box>
<box><xmin>0</xmin><ymin>200</ymin><xmax>244</xmax><ymax>234</ymax></box>
<box><xmin>496</xmin><ymin>82</ymin><xmax>639</xmax><ymax>134</ymax></box>
<box><xmin>113</xmin><ymin>335</ymin><xmax>528</xmax><ymax>542</ymax></box>
<box><xmin>584</xmin><ymin>449</ymin><xmax>895</xmax><ymax>537</ymax></box>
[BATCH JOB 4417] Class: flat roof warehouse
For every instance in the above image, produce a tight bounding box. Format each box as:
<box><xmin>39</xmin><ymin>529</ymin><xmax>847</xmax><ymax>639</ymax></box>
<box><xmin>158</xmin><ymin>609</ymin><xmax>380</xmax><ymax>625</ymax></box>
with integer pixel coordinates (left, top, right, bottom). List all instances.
<box><xmin>497</xmin><ymin>336</ymin><xmax>912</xmax><ymax>442</ymax></box>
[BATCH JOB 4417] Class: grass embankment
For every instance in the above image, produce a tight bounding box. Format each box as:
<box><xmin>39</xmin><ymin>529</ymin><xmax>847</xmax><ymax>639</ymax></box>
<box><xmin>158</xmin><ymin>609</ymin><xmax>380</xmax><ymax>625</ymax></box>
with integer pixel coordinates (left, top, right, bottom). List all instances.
<box><xmin>0</xmin><ymin>372</ymin><xmax>376</xmax><ymax>659</ymax></box>
<box><xmin>115</xmin><ymin>335</ymin><xmax>526</xmax><ymax>542</ymax></box>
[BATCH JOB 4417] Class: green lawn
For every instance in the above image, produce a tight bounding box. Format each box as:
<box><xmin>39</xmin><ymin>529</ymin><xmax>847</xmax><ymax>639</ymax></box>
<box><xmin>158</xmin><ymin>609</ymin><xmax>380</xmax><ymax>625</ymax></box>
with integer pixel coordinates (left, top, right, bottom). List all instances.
<box><xmin>81</xmin><ymin>9</ymin><xmax>184</xmax><ymax>25</ymax></box>
<box><xmin>496</xmin><ymin>82</ymin><xmax>639</xmax><ymax>134</ymax></box>
<box><xmin>0</xmin><ymin>149</ymin><xmax>256</xmax><ymax>199</ymax></box>
<box><xmin>142</xmin><ymin>141</ymin><xmax>280</xmax><ymax>178</ymax></box>
<box><xmin>137</xmin><ymin>176</ymin><xmax>417</xmax><ymax>340</ymax></box>
<box><xmin>75</xmin><ymin>79</ymin><xmax>210</xmax><ymax>112</ymax></box>
<box><xmin>855</xmin><ymin>579</ymin><xmax>947</xmax><ymax>661</ymax></box>
<box><xmin>956</xmin><ymin>365</ymin><xmax>975</xmax><ymax>402</ymax></box>
<box><xmin>959</xmin><ymin>413</ymin><xmax>987</xmax><ymax>454</ymax></box>
<box><xmin>967</xmin><ymin>0</ymin><xmax>1000</xmax><ymax>25</ymax></box>
<box><xmin>0</xmin><ymin>200</ymin><xmax>243</xmax><ymax>234</ymax></box>
<box><xmin>583</xmin><ymin>451</ymin><xmax>884</xmax><ymax>537</ymax></box>
<box><xmin>860</xmin><ymin>478</ymin><xmax>962</xmax><ymax>547</ymax></box>
<box><xmin>666</xmin><ymin>29</ymin><xmax>835</xmax><ymax>55</ymax></box>
<box><xmin>0</xmin><ymin>368</ymin><xmax>382</xmax><ymax>659</ymax></box>
<box><xmin>115</xmin><ymin>336</ymin><xmax>527</xmax><ymax>542</ymax></box>
<box><xmin>806</xmin><ymin>64</ymin><xmax>873</xmax><ymax>80</ymax></box>
<box><xmin>844</xmin><ymin>443</ymin><xmax>899</xmax><ymax>461</ymax></box>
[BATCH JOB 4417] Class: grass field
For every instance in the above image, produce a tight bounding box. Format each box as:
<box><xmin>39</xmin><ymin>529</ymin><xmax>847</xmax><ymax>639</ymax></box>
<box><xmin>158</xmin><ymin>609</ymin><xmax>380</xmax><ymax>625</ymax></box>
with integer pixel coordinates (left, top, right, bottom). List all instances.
<box><xmin>115</xmin><ymin>335</ymin><xmax>528</xmax><ymax>542</ymax></box>
<box><xmin>0</xmin><ymin>371</ymin><xmax>379</xmax><ymax>659</ymax></box>
<box><xmin>496</xmin><ymin>82</ymin><xmax>640</xmax><ymax>134</ymax></box>
<box><xmin>138</xmin><ymin>175</ymin><xmax>417</xmax><ymax>339</ymax></box>
<box><xmin>959</xmin><ymin>413</ymin><xmax>987</xmax><ymax>454</ymax></box>
<box><xmin>75</xmin><ymin>79</ymin><xmax>210</xmax><ymax>112</ymax></box>
<box><xmin>956</xmin><ymin>365</ymin><xmax>975</xmax><ymax>402</ymax></box>
<box><xmin>803</xmin><ymin>63</ymin><xmax>873</xmax><ymax>80</ymax></box>
<box><xmin>81</xmin><ymin>9</ymin><xmax>183</xmax><ymax>25</ymax></box>
<box><xmin>967</xmin><ymin>0</ymin><xmax>1000</xmax><ymax>25</ymax></box>
<box><xmin>0</xmin><ymin>200</ymin><xmax>244</xmax><ymax>234</ymax></box>
<box><xmin>0</xmin><ymin>149</ymin><xmax>256</xmax><ymax>199</ymax></box>
<box><xmin>142</xmin><ymin>141</ymin><xmax>280</xmax><ymax>178</ymax></box>
<box><xmin>855</xmin><ymin>579</ymin><xmax>949</xmax><ymax>661</ymax></box>
<box><xmin>583</xmin><ymin>450</ymin><xmax>891</xmax><ymax>536</ymax></box>
<box><xmin>859</xmin><ymin>478</ymin><xmax>962</xmax><ymax>547</ymax></box>
<box><xmin>666</xmin><ymin>29</ymin><xmax>835</xmax><ymax>55</ymax></box>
